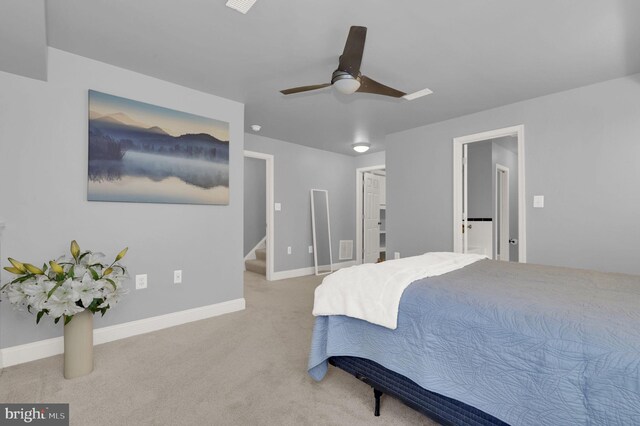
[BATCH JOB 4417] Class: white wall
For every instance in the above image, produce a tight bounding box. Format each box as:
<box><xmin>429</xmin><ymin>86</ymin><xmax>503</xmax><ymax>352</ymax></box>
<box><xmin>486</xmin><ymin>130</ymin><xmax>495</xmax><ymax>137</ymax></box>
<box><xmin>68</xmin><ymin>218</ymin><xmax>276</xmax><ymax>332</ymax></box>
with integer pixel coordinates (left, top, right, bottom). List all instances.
<box><xmin>0</xmin><ymin>49</ymin><xmax>245</xmax><ymax>348</ymax></box>
<box><xmin>386</xmin><ymin>73</ymin><xmax>640</xmax><ymax>275</ymax></box>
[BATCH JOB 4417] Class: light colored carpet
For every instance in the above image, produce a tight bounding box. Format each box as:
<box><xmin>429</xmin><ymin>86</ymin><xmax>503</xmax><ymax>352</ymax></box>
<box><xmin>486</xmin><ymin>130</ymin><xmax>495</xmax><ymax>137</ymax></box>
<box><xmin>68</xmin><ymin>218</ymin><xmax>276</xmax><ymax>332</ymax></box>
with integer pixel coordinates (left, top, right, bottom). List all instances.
<box><xmin>0</xmin><ymin>272</ymin><xmax>436</xmax><ymax>425</ymax></box>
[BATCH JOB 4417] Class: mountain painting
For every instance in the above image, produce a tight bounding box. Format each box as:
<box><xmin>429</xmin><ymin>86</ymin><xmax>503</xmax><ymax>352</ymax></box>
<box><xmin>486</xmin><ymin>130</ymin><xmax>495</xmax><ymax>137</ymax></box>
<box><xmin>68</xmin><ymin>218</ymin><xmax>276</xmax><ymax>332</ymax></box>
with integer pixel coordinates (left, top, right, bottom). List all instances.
<box><xmin>88</xmin><ymin>90</ymin><xmax>230</xmax><ymax>205</ymax></box>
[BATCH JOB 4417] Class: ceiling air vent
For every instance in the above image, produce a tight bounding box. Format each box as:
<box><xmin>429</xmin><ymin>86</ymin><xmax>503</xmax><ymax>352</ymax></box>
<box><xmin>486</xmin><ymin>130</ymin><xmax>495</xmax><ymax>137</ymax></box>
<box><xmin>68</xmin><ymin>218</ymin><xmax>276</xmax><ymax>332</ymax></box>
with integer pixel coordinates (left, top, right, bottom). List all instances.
<box><xmin>225</xmin><ymin>0</ymin><xmax>257</xmax><ymax>14</ymax></box>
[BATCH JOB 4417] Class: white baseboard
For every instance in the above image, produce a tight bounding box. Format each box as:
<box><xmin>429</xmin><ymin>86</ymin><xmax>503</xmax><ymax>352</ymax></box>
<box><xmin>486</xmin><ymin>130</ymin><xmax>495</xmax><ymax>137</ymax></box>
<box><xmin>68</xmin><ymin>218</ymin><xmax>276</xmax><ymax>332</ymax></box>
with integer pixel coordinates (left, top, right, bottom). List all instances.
<box><xmin>271</xmin><ymin>261</ymin><xmax>355</xmax><ymax>281</ymax></box>
<box><xmin>0</xmin><ymin>298</ymin><xmax>245</xmax><ymax>369</ymax></box>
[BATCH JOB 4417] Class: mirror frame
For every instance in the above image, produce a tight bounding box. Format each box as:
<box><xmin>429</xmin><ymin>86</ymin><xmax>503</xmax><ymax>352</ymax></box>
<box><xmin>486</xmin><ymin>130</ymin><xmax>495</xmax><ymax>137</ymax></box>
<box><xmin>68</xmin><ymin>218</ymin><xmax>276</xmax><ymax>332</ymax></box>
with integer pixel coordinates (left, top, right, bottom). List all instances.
<box><xmin>310</xmin><ymin>189</ymin><xmax>333</xmax><ymax>275</ymax></box>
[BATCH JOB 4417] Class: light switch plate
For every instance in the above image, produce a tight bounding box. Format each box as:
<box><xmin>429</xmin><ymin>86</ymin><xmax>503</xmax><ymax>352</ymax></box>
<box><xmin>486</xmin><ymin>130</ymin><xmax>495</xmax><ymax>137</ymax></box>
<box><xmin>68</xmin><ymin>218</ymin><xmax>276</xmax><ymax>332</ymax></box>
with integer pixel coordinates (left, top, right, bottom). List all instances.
<box><xmin>274</xmin><ymin>203</ymin><xmax>281</xmax><ymax>211</ymax></box>
<box><xmin>533</xmin><ymin>195</ymin><xmax>544</xmax><ymax>208</ymax></box>
<box><xmin>308</xmin><ymin>245</ymin><xmax>313</xmax><ymax>254</ymax></box>
<box><xmin>287</xmin><ymin>246</ymin><xmax>292</xmax><ymax>255</ymax></box>
<box><xmin>174</xmin><ymin>270</ymin><xmax>182</xmax><ymax>284</ymax></box>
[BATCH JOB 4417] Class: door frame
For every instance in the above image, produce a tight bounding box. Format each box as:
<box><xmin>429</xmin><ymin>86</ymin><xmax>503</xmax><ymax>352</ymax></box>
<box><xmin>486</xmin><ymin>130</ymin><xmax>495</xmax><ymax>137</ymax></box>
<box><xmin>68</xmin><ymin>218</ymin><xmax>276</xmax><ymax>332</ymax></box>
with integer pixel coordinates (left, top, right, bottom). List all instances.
<box><xmin>244</xmin><ymin>150</ymin><xmax>275</xmax><ymax>280</ymax></box>
<box><xmin>452</xmin><ymin>125</ymin><xmax>526</xmax><ymax>262</ymax></box>
<box><xmin>356</xmin><ymin>164</ymin><xmax>385</xmax><ymax>265</ymax></box>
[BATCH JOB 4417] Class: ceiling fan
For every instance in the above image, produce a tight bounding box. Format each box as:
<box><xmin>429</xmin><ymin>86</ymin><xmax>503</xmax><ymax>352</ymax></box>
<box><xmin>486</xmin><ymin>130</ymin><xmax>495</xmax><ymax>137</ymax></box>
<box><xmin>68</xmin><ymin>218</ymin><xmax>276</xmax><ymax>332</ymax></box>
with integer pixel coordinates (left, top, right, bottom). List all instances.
<box><xmin>280</xmin><ymin>26</ymin><xmax>406</xmax><ymax>98</ymax></box>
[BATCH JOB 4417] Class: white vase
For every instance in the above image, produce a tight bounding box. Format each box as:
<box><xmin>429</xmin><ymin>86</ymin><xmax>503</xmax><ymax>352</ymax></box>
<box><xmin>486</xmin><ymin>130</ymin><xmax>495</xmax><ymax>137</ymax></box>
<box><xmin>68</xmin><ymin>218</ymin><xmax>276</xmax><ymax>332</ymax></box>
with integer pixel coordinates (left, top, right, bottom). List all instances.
<box><xmin>63</xmin><ymin>309</ymin><xmax>94</xmax><ymax>379</ymax></box>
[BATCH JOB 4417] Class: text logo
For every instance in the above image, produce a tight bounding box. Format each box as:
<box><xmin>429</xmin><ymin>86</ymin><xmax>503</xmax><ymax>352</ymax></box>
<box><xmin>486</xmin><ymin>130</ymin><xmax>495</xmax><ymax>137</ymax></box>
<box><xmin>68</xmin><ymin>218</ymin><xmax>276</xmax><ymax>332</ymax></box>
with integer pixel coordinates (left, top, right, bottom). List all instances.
<box><xmin>0</xmin><ymin>404</ymin><xmax>68</xmax><ymax>425</ymax></box>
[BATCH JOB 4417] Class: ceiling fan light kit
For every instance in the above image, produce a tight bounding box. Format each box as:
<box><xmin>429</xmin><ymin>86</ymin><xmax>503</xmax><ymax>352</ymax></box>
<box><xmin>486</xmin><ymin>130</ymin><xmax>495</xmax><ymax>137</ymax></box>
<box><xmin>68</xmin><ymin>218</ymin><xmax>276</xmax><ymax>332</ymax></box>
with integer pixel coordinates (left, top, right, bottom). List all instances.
<box><xmin>352</xmin><ymin>142</ymin><xmax>371</xmax><ymax>153</ymax></box>
<box><xmin>332</xmin><ymin>71</ymin><xmax>361</xmax><ymax>95</ymax></box>
<box><xmin>281</xmin><ymin>26</ymin><xmax>406</xmax><ymax>99</ymax></box>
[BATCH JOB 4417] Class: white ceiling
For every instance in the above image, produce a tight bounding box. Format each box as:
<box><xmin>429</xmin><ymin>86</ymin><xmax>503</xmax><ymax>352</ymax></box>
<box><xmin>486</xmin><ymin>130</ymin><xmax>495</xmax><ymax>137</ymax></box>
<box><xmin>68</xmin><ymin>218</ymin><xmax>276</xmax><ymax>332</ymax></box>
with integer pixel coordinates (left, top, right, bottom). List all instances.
<box><xmin>17</xmin><ymin>1</ymin><xmax>640</xmax><ymax>154</ymax></box>
<box><xmin>0</xmin><ymin>0</ymin><xmax>47</xmax><ymax>81</ymax></box>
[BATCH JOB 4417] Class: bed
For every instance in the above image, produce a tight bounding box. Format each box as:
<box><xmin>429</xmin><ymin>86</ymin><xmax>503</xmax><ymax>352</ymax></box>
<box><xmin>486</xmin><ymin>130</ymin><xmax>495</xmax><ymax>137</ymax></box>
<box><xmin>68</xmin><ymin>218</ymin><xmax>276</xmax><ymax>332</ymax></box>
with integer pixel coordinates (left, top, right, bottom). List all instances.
<box><xmin>308</xmin><ymin>255</ymin><xmax>640</xmax><ymax>425</ymax></box>
<box><xmin>328</xmin><ymin>355</ymin><xmax>508</xmax><ymax>425</ymax></box>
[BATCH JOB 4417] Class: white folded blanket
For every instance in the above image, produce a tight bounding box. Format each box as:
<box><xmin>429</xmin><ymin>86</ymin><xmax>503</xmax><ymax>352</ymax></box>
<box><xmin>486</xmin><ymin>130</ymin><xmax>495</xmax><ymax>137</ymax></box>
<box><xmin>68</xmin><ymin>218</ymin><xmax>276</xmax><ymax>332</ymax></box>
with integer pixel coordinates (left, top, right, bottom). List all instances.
<box><xmin>312</xmin><ymin>252</ymin><xmax>487</xmax><ymax>329</ymax></box>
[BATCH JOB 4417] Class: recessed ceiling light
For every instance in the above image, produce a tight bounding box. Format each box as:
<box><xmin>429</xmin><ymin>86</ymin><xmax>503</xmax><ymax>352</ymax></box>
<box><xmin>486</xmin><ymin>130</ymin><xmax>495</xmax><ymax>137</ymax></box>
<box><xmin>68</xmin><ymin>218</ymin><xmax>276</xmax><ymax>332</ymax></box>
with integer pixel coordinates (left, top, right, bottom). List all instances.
<box><xmin>251</xmin><ymin>124</ymin><xmax>262</xmax><ymax>132</ymax></box>
<box><xmin>225</xmin><ymin>0</ymin><xmax>257</xmax><ymax>14</ymax></box>
<box><xmin>352</xmin><ymin>142</ymin><xmax>371</xmax><ymax>153</ymax></box>
<box><xmin>403</xmin><ymin>88</ymin><xmax>434</xmax><ymax>101</ymax></box>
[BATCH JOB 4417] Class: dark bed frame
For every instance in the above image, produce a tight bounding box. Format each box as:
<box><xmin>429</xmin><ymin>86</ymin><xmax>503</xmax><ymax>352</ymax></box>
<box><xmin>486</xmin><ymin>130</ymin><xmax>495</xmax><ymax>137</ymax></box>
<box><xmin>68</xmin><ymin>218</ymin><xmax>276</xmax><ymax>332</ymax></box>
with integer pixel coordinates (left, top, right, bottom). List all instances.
<box><xmin>329</xmin><ymin>356</ymin><xmax>509</xmax><ymax>426</ymax></box>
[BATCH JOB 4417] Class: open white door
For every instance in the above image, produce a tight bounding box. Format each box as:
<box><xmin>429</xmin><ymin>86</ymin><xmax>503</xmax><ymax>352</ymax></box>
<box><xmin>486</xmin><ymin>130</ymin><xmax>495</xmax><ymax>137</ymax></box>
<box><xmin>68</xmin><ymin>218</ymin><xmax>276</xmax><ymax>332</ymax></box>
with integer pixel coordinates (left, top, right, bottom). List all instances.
<box><xmin>462</xmin><ymin>144</ymin><xmax>469</xmax><ymax>253</ymax></box>
<box><xmin>363</xmin><ymin>172</ymin><xmax>380</xmax><ymax>263</ymax></box>
<box><xmin>496</xmin><ymin>165</ymin><xmax>510</xmax><ymax>261</ymax></box>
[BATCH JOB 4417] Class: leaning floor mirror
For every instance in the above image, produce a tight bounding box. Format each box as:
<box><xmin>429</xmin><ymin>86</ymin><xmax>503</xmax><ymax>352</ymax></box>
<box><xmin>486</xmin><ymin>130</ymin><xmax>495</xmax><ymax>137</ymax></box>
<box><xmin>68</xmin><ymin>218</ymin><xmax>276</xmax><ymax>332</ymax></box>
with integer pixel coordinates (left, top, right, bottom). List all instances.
<box><xmin>310</xmin><ymin>189</ymin><xmax>333</xmax><ymax>275</ymax></box>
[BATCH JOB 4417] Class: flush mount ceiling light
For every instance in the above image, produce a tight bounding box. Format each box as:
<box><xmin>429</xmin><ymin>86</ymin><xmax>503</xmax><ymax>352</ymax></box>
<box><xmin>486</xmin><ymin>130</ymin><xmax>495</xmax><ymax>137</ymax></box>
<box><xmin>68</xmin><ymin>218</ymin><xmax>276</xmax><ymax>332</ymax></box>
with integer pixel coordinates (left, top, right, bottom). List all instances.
<box><xmin>403</xmin><ymin>88</ymin><xmax>434</xmax><ymax>101</ymax></box>
<box><xmin>251</xmin><ymin>124</ymin><xmax>262</xmax><ymax>132</ymax></box>
<box><xmin>352</xmin><ymin>142</ymin><xmax>371</xmax><ymax>153</ymax></box>
<box><xmin>225</xmin><ymin>0</ymin><xmax>257</xmax><ymax>14</ymax></box>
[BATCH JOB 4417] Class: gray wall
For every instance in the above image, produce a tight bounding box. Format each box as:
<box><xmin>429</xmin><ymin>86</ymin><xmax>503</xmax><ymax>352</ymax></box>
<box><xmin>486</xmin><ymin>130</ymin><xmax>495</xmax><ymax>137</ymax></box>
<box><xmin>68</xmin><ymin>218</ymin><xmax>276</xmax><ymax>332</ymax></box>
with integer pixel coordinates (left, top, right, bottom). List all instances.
<box><xmin>354</xmin><ymin>150</ymin><xmax>386</xmax><ymax>169</ymax></box>
<box><xmin>467</xmin><ymin>142</ymin><xmax>493</xmax><ymax>218</ymax></box>
<box><xmin>0</xmin><ymin>49</ymin><xmax>245</xmax><ymax>349</ymax></box>
<box><xmin>244</xmin><ymin>134</ymin><xmax>357</xmax><ymax>272</ymax></box>
<box><xmin>243</xmin><ymin>157</ymin><xmax>266</xmax><ymax>256</ymax></box>
<box><xmin>386</xmin><ymin>73</ymin><xmax>640</xmax><ymax>275</ymax></box>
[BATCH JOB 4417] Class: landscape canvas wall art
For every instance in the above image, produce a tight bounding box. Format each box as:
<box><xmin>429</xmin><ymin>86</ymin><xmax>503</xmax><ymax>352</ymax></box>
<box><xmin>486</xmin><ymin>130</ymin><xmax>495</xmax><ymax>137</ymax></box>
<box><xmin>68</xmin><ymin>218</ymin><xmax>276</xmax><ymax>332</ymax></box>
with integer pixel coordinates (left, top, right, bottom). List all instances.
<box><xmin>88</xmin><ymin>90</ymin><xmax>230</xmax><ymax>205</ymax></box>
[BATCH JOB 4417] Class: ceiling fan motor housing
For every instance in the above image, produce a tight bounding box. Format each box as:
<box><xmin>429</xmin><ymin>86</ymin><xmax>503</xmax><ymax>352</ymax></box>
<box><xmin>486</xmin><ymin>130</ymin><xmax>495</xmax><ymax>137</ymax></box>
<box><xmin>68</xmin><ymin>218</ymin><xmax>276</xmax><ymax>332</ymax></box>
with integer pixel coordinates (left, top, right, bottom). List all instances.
<box><xmin>331</xmin><ymin>70</ymin><xmax>360</xmax><ymax>84</ymax></box>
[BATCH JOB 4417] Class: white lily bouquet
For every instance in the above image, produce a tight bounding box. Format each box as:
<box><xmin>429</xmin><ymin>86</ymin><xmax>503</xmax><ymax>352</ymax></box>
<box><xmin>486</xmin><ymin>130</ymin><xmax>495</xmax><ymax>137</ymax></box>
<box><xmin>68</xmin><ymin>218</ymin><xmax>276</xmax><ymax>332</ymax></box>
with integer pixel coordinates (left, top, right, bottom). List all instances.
<box><xmin>0</xmin><ymin>240</ymin><xmax>129</xmax><ymax>325</ymax></box>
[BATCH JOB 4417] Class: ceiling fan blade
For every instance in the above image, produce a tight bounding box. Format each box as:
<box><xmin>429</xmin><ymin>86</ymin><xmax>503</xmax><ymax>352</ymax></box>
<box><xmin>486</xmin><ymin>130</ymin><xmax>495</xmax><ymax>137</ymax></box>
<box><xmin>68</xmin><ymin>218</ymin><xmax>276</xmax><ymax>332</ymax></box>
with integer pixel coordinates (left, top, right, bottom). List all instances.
<box><xmin>357</xmin><ymin>75</ymin><xmax>406</xmax><ymax>98</ymax></box>
<box><xmin>338</xmin><ymin>26</ymin><xmax>367</xmax><ymax>77</ymax></box>
<box><xmin>280</xmin><ymin>83</ymin><xmax>331</xmax><ymax>95</ymax></box>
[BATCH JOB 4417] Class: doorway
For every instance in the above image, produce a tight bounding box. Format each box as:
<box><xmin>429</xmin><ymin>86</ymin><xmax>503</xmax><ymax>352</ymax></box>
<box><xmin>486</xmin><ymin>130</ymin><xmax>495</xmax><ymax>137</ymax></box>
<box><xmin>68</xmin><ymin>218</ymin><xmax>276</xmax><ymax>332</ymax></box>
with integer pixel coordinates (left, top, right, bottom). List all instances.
<box><xmin>452</xmin><ymin>125</ymin><xmax>526</xmax><ymax>262</ymax></box>
<box><xmin>243</xmin><ymin>150</ymin><xmax>274</xmax><ymax>280</ymax></box>
<box><xmin>356</xmin><ymin>165</ymin><xmax>386</xmax><ymax>264</ymax></box>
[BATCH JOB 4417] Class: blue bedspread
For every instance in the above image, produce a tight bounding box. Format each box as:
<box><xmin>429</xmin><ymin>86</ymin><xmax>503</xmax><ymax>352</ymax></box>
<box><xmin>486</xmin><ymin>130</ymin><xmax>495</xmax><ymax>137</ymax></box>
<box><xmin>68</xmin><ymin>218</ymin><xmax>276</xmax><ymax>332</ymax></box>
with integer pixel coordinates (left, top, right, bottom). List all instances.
<box><xmin>308</xmin><ymin>260</ymin><xmax>640</xmax><ymax>425</ymax></box>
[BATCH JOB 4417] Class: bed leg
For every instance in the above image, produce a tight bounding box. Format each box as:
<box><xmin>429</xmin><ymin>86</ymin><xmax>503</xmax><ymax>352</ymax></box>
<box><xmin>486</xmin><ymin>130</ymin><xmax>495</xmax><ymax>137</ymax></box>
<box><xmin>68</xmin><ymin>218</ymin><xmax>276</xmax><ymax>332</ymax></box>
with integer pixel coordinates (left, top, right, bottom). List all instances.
<box><xmin>374</xmin><ymin>389</ymin><xmax>382</xmax><ymax>416</ymax></box>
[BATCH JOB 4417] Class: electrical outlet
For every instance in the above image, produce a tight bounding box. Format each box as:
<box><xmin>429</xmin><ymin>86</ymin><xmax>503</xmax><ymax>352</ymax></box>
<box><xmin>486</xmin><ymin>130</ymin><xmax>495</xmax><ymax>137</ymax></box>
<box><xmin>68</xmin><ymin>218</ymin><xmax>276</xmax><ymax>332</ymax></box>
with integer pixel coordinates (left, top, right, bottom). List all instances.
<box><xmin>308</xmin><ymin>245</ymin><xmax>313</xmax><ymax>254</ymax></box>
<box><xmin>135</xmin><ymin>274</ymin><xmax>147</xmax><ymax>290</ymax></box>
<box><xmin>173</xmin><ymin>270</ymin><xmax>182</xmax><ymax>284</ymax></box>
<box><xmin>287</xmin><ymin>246</ymin><xmax>292</xmax><ymax>255</ymax></box>
<box><xmin>394</xmin><ymin>252</ymin><xmax>400</xmax><ymax>260</ymax></box>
